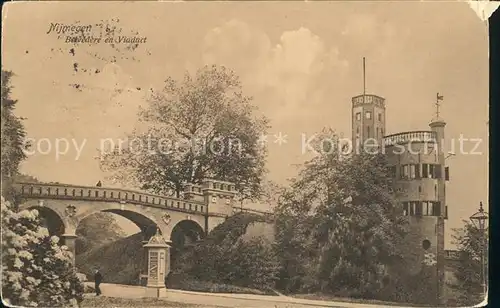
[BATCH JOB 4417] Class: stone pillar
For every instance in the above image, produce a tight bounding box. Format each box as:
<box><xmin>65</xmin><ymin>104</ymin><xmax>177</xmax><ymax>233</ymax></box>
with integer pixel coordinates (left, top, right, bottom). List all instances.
<box><xmin>143</xmin><ymin>229</ymin><xmax>170</xmax><ymax>298</ymax></box>
<box><xmin>61</xmin><ymin>234</ymin><xmax>77</xmax><ymax>266</ymax></box>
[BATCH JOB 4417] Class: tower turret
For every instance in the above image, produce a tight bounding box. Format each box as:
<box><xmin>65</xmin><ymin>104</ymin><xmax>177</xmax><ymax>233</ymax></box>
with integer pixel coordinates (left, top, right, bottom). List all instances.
<box><xmin>351</xmin><ymin>58</ymin><xmax>386</xmax><ymax>151</ymax></box>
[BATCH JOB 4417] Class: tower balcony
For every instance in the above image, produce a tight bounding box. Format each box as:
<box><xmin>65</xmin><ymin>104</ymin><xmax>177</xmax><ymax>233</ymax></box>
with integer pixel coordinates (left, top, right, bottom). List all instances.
<box><xmin>383</xmin><ymin>131</ymin><xmax>437</xmax><ymax>147</ymax></box>
<box><xmin>352</xmin><ymin>94</ymin><xmax>386</xmax><ymax>108</ymax></box>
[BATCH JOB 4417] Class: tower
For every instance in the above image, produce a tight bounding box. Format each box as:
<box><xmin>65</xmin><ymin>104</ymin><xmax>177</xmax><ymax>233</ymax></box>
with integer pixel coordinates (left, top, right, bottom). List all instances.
<box><xmin>382</xmin><ymin>92</ymin><xmax>449</xmax><ymax>305</ymax></box>
<box><xmin>351</xmin><ymin>58</ymin><xmax>386</xmax><ymax>151</ymax></box>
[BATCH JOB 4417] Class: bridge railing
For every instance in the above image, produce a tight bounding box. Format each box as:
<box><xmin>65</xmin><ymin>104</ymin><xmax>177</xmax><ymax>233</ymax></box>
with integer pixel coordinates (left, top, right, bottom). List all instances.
<box><xmin>13</xmin><ymin>182</ymin><xmax>207</xmax><ymax>215</ymax></box>
<box><xmin>232</xmin><ymin>206</ymin><xmax>275</xmax><ymax>219</ymax></box>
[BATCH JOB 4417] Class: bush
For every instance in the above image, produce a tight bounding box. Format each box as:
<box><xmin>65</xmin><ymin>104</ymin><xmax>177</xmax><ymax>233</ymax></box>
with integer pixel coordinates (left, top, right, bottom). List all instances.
<box><xmin>174</xmin><ymin>213</ymin><xmax>279</xmax><ymax>292</ymax></box>
<box><xmin>1</xmin><ymin>196</ymin><xmax>84</xmax><ymax>307</ymax></box>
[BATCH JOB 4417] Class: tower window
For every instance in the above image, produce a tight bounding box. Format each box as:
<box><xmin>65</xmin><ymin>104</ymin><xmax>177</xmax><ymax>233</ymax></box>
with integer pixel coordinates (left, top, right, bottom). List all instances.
<box><xmin>365</xmin><ymin>111</ymin><xmax>372</xmax><ymax>119</ymax></box>
<box><xmin>409</xmin><ymin>165</ymin><xmax>416</xmax><ymax>179</ymax></box>
<box><xmin>381</xmin><ymin>129</ymin><xmax>384</xmax><ymax>136</ymax></box>
<box><xmin>434</xmin><ymin>165</ymin><xmax>442</xmax><ymax>179</ymax></box>
<box><xmin>367</xmin><ymin>126</ymin><xmax>371</xmax><ymax>138</ymax></box>
<box><xmin>356</xmin><ymin>127</ymin><xmax>359</xmax><ymax>135</ymax></box>
<box><xmin>378</xmin><ymin>113</ymin><xmax>382</xmax><ymax>121</ymax></box>
<box><xmin>423</xmin><ymin>202</ymin><xmax>433</xmax><ymax>215</ymax></box>
<box><xmin>401</xmin><ymin>165</ymin><xmax>409</xmax><ymax>179</ymax></box>
<box><xmin>356</xmin><ymin>113</ymin><xmax>361</xmax><ymax>121</ymax></box>
<box><xmin>422</xmin><ymin>239</ymin><xmax>431</xmax><ymax>250</ymax></box>
<box><xmin>433</xmin><ymin>202</ymin><xmax>441</xmax><ymax>216</ymax></box>
<box><xmin>410</xmin><ymin>202</ymin><xmax>416</xmax><ymax>215</ymax></box>
<box><xmin>422</xmin><ymin>164</ymin><xmax>429</xmax><ymax>178</ymax></box>
<box><xmin>414</xmin><ymin>201</ymin><xmax>422</xmax><ymax>216</ymax></box>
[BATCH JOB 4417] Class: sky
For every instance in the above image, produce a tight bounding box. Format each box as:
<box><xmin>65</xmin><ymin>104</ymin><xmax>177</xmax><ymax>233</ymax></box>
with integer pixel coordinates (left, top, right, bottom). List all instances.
<box><xmin>2</xmin><ymin>1</ymin><xmax>489</xmax><ymax>248</ymax></box>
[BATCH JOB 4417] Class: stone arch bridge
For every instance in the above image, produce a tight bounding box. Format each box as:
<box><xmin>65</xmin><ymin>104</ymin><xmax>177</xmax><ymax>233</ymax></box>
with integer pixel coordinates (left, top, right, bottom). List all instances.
<box><xmin>12</xmin><ymin>179</ymin><xmax>272</xmax><ymax>265</ymax></box>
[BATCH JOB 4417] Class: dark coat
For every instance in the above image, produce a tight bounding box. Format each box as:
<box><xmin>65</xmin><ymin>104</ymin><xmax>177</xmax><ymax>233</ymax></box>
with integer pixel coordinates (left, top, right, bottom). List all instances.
<box><xmin>94</xmin><ymin>272</ymin><xmax>103</xmax><ymax>284</ymax></box>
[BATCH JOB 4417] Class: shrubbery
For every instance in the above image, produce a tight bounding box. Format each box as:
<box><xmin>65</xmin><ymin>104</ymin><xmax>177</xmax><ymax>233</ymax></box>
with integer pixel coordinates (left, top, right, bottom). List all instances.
<box><xmin>172</xmin><ymin>213</ymin><xmax>279</xmax><ymax>292</ymax></box>
<box><xmin>1</xmin><ymin>196</ymin><xmax>84</xmax><ymax>307</ymax></box>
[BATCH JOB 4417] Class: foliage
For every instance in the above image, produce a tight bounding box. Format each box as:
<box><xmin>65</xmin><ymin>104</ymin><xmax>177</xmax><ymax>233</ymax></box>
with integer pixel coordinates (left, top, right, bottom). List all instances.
<box><xmin>274</xmin><ymin>129</ymin><xmax>408</xmax><ymax>300</ymax></box>
<box><xmin>99</xmin><ymin>65</ymin><xmax>269</xmax><ymax>200</ymax></box>
<box><xmin>168</xmin><ymin>271</ymin><xmax>276</xmax><ymax>295</ymax></box>
<box><xmin>1</xmin><ymin>70</ymin><xmax>29</xmax><ymax>200</ymax></box>
<box><xmin>1</xmin><ymin>196</ymin><xmax>84</xmax><ymax>307</ymax></box>
<box><xmin>76</xmin><ymin>232</ymin><xmax>144</xmax><ymax>286</ymax></box>
<box><xmin>448</xmin><ymin>220</ymin><xmax>488</xmax><ymax>306</ymax></box>
<box><xmin>75</xmin><ymin>212</ymin><xmax>126</xmax><ymax>255</ymax></box>
<box><xmin>174</xmin><ymin>213</ymin><xmax>279</xmax><ymax>291</ymax></box>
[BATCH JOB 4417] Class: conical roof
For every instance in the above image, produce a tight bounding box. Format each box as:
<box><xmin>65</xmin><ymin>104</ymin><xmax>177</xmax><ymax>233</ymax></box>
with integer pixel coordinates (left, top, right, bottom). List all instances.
<box><xmin>144</xmin><ymin>228</ymin><xmax>169</xmax><ymax>247</ymax></box>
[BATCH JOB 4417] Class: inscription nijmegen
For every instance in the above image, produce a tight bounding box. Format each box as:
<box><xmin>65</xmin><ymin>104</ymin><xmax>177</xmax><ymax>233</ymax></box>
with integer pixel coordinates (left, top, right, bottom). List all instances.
<box><xmin>47</xmin><ymin>22</ymin><xmax>148</xmax><ymax>45</ymax></box>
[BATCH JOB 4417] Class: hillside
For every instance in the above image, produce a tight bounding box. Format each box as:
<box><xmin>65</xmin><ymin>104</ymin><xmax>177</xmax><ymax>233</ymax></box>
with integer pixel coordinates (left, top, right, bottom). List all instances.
<box><xmin>76</xmin><ymin>232</ymin><xmax>145</xmax><ymax>285</ymax></box>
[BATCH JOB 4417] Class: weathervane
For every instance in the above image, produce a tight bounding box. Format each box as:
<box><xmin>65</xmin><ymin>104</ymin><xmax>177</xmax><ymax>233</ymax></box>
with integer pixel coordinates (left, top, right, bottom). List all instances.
<box><xmin>435</xmin><ymin>92</ymin><xmax>444</xmax><ymax>119</ymax></box>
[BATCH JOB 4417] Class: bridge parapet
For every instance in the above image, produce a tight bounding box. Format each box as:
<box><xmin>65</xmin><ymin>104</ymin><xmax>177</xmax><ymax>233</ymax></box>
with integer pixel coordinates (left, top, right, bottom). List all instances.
<box><xmin>232</xmin><ymin>207</ymin><xmax>275</xmax><ymax>222</ymax></box>
<box><xmin>13</xmin><ymin>182</ymin><xmax>207</xmax><ymax>215</ymax></box>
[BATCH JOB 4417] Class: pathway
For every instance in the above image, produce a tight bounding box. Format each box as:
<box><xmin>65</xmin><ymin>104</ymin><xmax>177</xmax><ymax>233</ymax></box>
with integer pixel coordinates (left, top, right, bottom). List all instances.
<box><xmin>84</xmin><ymin>283</ymin><xmax>405</xmax><ymax>308</ymax></box>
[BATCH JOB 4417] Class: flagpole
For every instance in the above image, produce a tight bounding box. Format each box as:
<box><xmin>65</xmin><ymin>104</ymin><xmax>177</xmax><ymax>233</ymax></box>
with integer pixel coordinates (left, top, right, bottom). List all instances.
<box><xmin>363</xmin><ymin>58</ymin><xmax>366</xmax><ymax>97</ymax></box>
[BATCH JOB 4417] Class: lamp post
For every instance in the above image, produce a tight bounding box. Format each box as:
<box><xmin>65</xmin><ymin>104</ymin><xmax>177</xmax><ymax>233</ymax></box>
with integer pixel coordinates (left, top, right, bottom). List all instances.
<box><xmin>469</xmin><ymin>201</ymin><xmax>488</xmax><ymax>299</ymax></box>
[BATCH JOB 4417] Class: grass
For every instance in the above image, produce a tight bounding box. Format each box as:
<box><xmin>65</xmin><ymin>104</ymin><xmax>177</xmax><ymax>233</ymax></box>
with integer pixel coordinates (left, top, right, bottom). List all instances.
<box><xmin>80</xmin><ymin>296</ymin><xmax>223</xmax><ymax>308</ymax></box>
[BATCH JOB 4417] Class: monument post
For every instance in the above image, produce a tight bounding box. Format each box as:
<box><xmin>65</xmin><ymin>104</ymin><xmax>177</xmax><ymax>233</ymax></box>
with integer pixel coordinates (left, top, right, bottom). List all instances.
<box><xmin>143</xmin><ymin>228</ymin><xmax>170</xmax><ymax>298</ymax></box>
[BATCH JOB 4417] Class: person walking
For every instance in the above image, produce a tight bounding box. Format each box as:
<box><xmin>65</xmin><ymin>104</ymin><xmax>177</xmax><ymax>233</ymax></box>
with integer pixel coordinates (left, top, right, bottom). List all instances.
<box><xmin>94</xmin><ymin>269</ymin><xmax>103</xmax><ymax>296</ymax></box>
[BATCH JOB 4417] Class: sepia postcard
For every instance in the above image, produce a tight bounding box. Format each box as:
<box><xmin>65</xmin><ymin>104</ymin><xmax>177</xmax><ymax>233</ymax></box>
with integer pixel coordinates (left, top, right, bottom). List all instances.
<box><xmin>1</xmin><ymin>1</ymin><xmax>494</xmax><ymax>307</ymax></box>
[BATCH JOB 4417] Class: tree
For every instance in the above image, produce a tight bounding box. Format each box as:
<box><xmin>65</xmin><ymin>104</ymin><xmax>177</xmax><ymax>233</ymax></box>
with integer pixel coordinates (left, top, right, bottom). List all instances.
<box><xmin>75</xmin><ymin>213</ymin><xmax>126</xmax><ymax>255</ymax></box>
<box><xmin>274</xmin><ymin>129</ymin><xmax>409</xmax><ymax>299</ymax></box>
<box><xmin>1</xmin><ymin>70</ymin><xmax>29</xmax><ymax>200</ymax></box>
<box><xmin>1</xmin><ymin>70</ymin><xmax>83</xmax><ymax>306</ymax></box>
<box><xmin>100</xmin><ymin>65</ymin><xmax>269</xmax><ymax>199</ymax></box>
<box><xmin>449</xmin><ymin>220</ymin><xmax>488</xmax><ymax>306</ymax></box>
<box><xmin>1</xmin><ymin>196</ymin><xmax>84</xmax><ymax>307</ymax></box>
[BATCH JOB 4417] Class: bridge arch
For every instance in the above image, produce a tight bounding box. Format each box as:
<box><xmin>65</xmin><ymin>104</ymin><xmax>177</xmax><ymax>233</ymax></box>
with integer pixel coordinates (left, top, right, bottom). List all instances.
<box><xmin>170</xmin><ymin>219</ymin><xmax>205</xmax><ymax>247</ymax></box>
<box><xmin>30</xmin><ymin>205</ymin><xmax>66</xmax><ymax>237</ymax></box>
<box><xmin>170</xmin><ymin>219</ymin><xmax>205</xmax><ymax>268</ymax></box>
<box><xmin>19</xmin><ymin>200</ymin><xmax>71</xmax><ymax>235</ymax></box>
<box><xmin>79</xmin><ymin>207</ymin><xmax>161</xmax><ymax>239</ymax></box>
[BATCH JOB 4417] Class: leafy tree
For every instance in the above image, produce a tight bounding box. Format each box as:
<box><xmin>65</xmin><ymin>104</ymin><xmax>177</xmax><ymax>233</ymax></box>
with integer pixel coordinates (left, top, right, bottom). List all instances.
<box><xmin>1</xmin><ymin>196</ymin><xmax>84</xmax><ymax>307</ymax></box>
<box><xmin>1</xmin><ymin>70</ymin><xmax>29</xmax><ymax>200</ymax></box>
<box><xmin>274</xmin><ymin>129</ymin><xmax>408</xmax><ymax>299</ymax></box>
<box><xmin>1</xmin><ymin>71</ymin><xmax>84</xmax><ymax>306</ymax></box>
<box><xmin>100</xmin><ymin>65</ymin><xmax>269</xmax><ymax>199</ymax></box>
<box><xmin>449</xmin><ymin>220</ymin><xmax>488</xmax><ymax>306</ymax></box>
